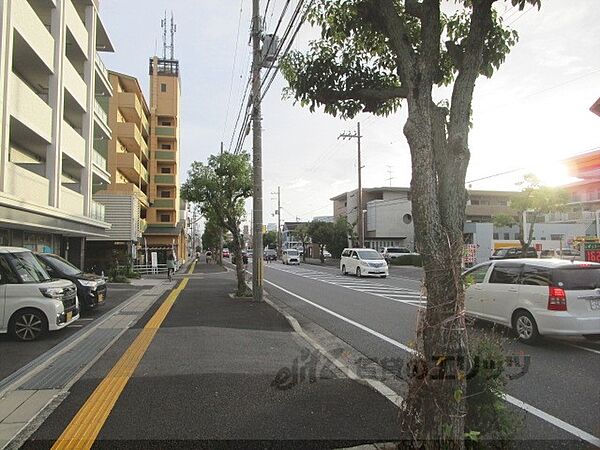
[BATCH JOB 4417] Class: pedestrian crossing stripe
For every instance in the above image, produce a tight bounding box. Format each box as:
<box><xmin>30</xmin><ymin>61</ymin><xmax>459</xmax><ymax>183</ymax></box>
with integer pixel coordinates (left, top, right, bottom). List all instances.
<box><xmin>268</xmin><ymin>265</ymin><xmax>426</xmax><ymax>307</ymax></box>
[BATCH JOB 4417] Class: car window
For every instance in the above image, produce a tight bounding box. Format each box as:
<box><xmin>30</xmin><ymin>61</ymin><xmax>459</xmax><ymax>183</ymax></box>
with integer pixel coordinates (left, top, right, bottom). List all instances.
<box><xmin>465</xmin><ymin>264</ymin><xmax>490</xmax><ymax>284</ymax></box>
<box><xmin>8</xmin><ymin>251</ymin><xmax>51</xmax><ymax>283</ymax></box>
<box><xmin>521</xmin><ymin>266</ymin><xmax>551</xmax><ymax>286</ymax></box>
<box><xmin>342</xmin><ymin>250</ymin><xmax>350</xmax><ymax>257</ymax></box>
<box><xmin>489</xmin><ymin>265</ymin><xmax>522</xmax><ymax>284</ymax></box>
<box><xmin>351</xmin><ymin>251</ymin><xmax>358</xmax><ymax>259</ymax></box>
<box><xmin>493</xmin><ymin>249</ymin><xmax>508</xmax><ymax>257</ymax></box>
<box><xmin>42</xmin><ymin>255</ymin><xmax>82</xmax><ymax>276</ymax></box>
<box><xmin>0</xmin><ymin>255</ymin><xmax>18</xmax><ymax>284</ymax></box>
<box><xmin>552</xmin><ymin>267</ymin><xmax>600</xmax><ymax>290</ymax></box>
<box><xmin>356</xmin><ymin>250</ymin><xmax>384</xmax><ymax>260</ymax></box>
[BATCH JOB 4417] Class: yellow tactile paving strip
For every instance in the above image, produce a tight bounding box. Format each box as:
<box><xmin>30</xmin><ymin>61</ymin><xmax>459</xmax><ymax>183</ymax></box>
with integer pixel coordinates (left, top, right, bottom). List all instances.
<box><xmin>51</xmin><ymin>276</ymin><xmax>190</xmax><ymax>450</ymax></box>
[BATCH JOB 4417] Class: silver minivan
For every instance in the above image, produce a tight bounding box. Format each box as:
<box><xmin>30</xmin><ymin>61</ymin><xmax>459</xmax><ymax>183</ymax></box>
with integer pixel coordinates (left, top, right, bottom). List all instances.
<box><xmin>0</xmin><ymin>247</ymin><xmax>79</xmax><ymax>341</ymax></box>
<box><xmin>464</xmin><ymin>259</ymin><xmax>600</xmax><ymax>343</ymax></box>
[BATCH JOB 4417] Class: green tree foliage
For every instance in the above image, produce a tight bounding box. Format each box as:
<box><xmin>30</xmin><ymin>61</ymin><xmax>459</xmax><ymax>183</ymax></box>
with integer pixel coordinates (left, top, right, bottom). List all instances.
<box><xmin>492</xmin><ymin>213</ymin><xmax>517</xmax><ymax>229</ymax></box>
<box><xmin>201</xmin><ymin>219</ymin><xmax>224</xmax><ymax>253</ymax></box>
<box><xmin>263</xmin><ymin>231</ymin><xmax>278</xmax><ymax>249</ymax></box>
<box><xmin>328</xmin><ymin>217</ymin><xmax>353</xmax><ymax>258</ymax></box>
<box><xmin>280</xmin><ymin>0</ymin><xmax>541</xmax><ymax>445</ymax></box>
<box><xmin>511</xmin><ymin>174</ymin><xmax>568</xmax><ymax>255</ymax></box>
<box><xmin>181</xmin><ymin>152</ymin><xmax>252</xmax><ymax>296</ymax></box>
<box><xmin>308</xmin><ymin>220</ymin><xmax>333</xmax><ymax>262</ymax></box>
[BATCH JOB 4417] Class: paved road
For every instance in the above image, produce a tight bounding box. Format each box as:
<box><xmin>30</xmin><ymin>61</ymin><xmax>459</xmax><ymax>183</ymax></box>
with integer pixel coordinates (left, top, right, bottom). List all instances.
<box><xmin>0</xmin><ymin>283</ymin><xmax>144</xmax><ymax>382</ymax></box>
<box><xmin>262</xmin><ymin>262</ymin><xmax>600</xmax><ymax>448</ymax></box>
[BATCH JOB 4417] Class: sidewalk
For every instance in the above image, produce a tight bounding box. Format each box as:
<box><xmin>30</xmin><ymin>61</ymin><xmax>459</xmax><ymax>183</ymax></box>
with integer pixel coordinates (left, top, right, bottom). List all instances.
<box><xmin>21</xmin><ymin>262</ymin><xmax>402</xmax><ymax>448</ymax></box>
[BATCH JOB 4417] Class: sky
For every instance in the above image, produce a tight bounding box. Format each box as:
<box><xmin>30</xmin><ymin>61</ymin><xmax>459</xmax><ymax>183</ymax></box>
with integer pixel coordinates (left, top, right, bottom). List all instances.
<box><xmin>99</xmin><ymin>0</ymin><xmax>600</xmax><ymax>230</ymax></box>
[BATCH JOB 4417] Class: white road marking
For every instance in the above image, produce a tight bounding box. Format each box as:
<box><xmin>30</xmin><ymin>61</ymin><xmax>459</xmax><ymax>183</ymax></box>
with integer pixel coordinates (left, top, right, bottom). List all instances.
<box><xmin>265</xmin><ymin>278</ymin><xmax>600</xmax><ymax>448</ymax></box>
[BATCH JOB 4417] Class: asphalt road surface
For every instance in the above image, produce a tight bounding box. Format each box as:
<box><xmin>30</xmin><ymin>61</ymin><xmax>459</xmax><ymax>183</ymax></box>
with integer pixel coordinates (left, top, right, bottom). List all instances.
<box><xmin>262</xmin><ymin>261</ymin><xmax>600</xmax><ymax>448</ymax></box>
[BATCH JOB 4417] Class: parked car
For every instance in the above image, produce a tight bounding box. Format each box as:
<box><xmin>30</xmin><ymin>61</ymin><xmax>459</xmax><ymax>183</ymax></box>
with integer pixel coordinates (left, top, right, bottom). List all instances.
<box><xmin>540</xmin><ymin>249</ymin><xmax>582</xmax><ymax>260</ymax></box>
<box><xmin>222</xmin><ymin>248</ymin><xmax>230</xmax><ymax>258</ymax></box>
<box><xmin>381</xmin><ymin>247</ymin><xmax>418</xmax><ymax>261</ymax></box>
<box><xmin>264</xmin><ymin>249</ymin><xmax>277</xmax><ymax>261</ymax></box>
<box><xmin>463</xmin><ymin>259</ymin><xmax>600</xmax><ymax>343</ymax></box>
<box><xmin>0</xmin><ymin>247</ymin><xmax>79</xmax><ymax>341</ymax></box>
<box><xmin>340</xmin><ymin>248</ymin><xmax>388</xmax><ymax>278</ymax></box>
<box><xmin>282</xmin><ymin>249</ymin><xmax>300</xmax><ymax>265</ymax></box>
<box><xmin>35</xmin><ymin>253</ymin><xmax>107</xmax><ymax>311</ymax></box>
<box><xmin>322</xmin><ymin>250</ymin><xmax>332</xmax><ymax>259</ymax></box>
<box><xmin>489</xmin><ymin>247</ymin><xmax>538</xmax><ymax>260</ymax></box>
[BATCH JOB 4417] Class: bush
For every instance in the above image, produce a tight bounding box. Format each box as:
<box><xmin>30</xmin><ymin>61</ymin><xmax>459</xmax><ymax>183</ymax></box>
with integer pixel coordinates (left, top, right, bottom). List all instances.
<box><xmin>107</xmin><ymin>265</ymin><xmax>136</xmax><ymax>283</ymax></box>
<box><xmin>389</xmin><ymin>254</ymin><xmax>423</xmax><ymax>266</ymax></box>
<box><xmin>465</xmin><ymin>331</ymin><xmax>524</xmax><ymax>448</ymax></box>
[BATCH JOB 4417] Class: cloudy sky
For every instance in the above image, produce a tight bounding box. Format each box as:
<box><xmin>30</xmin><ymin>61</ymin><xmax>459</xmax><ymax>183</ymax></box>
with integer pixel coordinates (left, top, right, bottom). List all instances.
<box><xmin>100</xmin><ymin>0</ymin><xmax>600</xmax><ymax>228</ymax></box>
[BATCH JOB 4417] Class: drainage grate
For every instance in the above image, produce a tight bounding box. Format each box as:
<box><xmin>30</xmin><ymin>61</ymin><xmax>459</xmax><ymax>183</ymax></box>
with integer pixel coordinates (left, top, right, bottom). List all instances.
<box><xmin>19</xmin><ymin>328</ymin><xmax>121</xmax><ymax>390</ymax></box>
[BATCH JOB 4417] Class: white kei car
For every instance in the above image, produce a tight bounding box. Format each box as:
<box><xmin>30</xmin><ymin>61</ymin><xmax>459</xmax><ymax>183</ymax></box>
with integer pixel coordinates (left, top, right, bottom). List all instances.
<box><xmin>340</xmin><ymin>248</ymin><xmax>389</xmax><ymax>278</ymax></box>
<box><xmin>0</xmin><ymin>247</ymin><xmax>79</xmax><ymax>341</ymax></box>
<box><xmin>282</xmin><ymin>249</ymin><xmax>300</xmax><ymax>265</ymax></box>
<box><xmin>464</xmin><ymin>258</ymin><xmax>600</xmax><ymax>343</ymax></box>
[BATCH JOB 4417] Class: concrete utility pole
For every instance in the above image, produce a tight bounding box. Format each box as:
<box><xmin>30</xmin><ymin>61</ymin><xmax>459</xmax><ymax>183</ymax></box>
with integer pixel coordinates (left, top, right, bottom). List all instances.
<box><xmin>251</xmin><ymin>0</ymin><xmax>264</xmax><ymax>301</ymax></box>
<box><xmin>339</xmin><ymin>122</ymin><xmax>364</xmax><ymax>248</ymax></box>
<box><xmin>218</xmin><ymin>142</ymin><xmax>224</xmax><ymax>265</ymax></box>
<box><xmin>271</xmin><ymin>187</ymin><xmax>281</xmax><ymax>258</ymax></box>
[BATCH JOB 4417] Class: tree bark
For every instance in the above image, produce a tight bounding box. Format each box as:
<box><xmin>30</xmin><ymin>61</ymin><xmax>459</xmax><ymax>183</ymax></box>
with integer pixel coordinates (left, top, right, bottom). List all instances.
<box><xmin>230</xmin><ymin>230</ymin><xmax>248</xmax><ymax>296</ymax></box>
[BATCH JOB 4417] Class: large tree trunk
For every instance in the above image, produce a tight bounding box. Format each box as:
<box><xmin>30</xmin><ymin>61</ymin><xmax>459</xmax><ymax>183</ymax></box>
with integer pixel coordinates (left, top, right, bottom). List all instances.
<box><xmin>400</xmin><ymin>96</ymin><xmax>469</xmax><ymax>448</ymax></box>
<box><xmin>230</xmin><ymin>232</ymin><xmax>248</xmax><ymax>296</ymax></box>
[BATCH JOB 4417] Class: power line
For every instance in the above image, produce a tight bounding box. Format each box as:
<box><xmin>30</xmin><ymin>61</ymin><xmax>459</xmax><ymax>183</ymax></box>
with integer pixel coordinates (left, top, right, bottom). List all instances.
<box><xmin>221</xmin><ymin>0</ymin><xmax>245</xmax><ymax>141</ymax></box>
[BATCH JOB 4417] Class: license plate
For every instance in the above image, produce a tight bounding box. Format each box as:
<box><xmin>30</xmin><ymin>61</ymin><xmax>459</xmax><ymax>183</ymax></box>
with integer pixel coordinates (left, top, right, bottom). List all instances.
<box><xmin>98</xmin><ymin>293</ymin><xmax>105</xmax><ymax>303</ymax></box>
<box><xmin>66</xmin><ymin>311</ymin><xmax>73</xmax><ymax>322</ymax></box>
<box><xmin>591</xmin><ymin>299</ymin><xmax>600</xmax><ymax>310</ymax></box>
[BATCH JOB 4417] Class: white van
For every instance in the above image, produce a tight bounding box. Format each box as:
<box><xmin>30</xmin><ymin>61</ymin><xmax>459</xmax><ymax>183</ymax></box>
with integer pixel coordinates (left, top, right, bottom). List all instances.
<box><xmin>340</xmin><ymin>248</ymin><xmax>389</xmax><ymax>278</ymax></box>
<box><xmin>0</xmin><ymin>247</ymin><xmax>79</xmax><ymax>341</ymax></box>
<box><xmin>282</xmin><ymin>249</ymin><xmax>300</xmax><ymax>265</ymax></box>
<box><xmin>464</xmin><ymin>259</ymin><xmax>600</xmax><ymax>343</ymax></box>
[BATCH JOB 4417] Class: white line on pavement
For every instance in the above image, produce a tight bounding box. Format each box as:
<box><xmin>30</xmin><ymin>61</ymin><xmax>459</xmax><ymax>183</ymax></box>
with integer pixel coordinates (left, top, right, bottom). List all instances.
<box><xmin>264</xmin><ymin>278</ymin><xmax>600</xmax><ymax>448</ymax></box>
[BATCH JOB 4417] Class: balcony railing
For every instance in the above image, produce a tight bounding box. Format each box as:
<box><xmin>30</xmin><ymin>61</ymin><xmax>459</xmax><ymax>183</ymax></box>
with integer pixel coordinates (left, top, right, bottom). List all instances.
<box><xmin>93</xmin><ymin>150</ymin><xmax>107</xmax><ymax>171</ymax></box>
<box><xmin>91</xmin><ymin>200</ymin><xmax>105</xmax><ymax>221</ymax></box>
<box><xmin>94</xmin><ymin>99</ymin><xmax>109</xmax><ymax>127</ymax></box>
<box><xmin>95</xmin><ymin>52</ymin><xmax>109</xmax><ymax>82</ymax></box>
<box><xmin>545</xmin><ymin>211</ymin><xmax>596</xmax><ymax>223</ymax></box>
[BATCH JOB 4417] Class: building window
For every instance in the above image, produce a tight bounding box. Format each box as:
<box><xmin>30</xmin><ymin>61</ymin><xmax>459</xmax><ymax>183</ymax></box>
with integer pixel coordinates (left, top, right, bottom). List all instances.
<box><xmin>160</xmin><ymin>190</ymin><xmax>171</xmax><ymax>198</ymax></box>
<box><xmin>161</xmin><ymin>121</ymin><xmax>172</xmax><ymax>126</ymax></box>
<box><xmin>160</xmin><ymin>83</ymin><xmax>167</xmax><ymax>92</ymax></box>
<box><xmin>551</xmin><ymin>234</ymin><xmax>565</xmax><ymax>241</ymax></box>
<box><xmin>161</xmin><ymin>167</ymin><xmax>171</xmax><ymax>174</ymax></box>
<box><xmin>587</xmin><ymin>191</ymin><xmax>594</xmax><ymax>201</ymax></box>
<box><xmin>160</xmin><ymin>214</ymin><xmax>171</xmax><ymax>222</ymax></box>
<box><xmin>493</xmin><ymin>233</ymin><xmax>499</xmax><ymax>240</ymax></box>
<box><xmin>503</xmin><ymin>233</ymin><xmax>510</xmax><ymax>240</ymax></box>
<box><xmin>161</xmin><ymin>144</ymin><xmax>171</xmax><ymax>149</ymax></box>
<box><xmin>471</xmin><ymin>199</ymin><xmax>480</xmax><ymax>205</ymax></box>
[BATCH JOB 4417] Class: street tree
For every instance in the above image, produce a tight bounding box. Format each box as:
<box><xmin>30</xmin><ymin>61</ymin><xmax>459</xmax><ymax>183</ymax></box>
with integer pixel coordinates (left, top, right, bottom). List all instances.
<box><xmin>281</xmin><ymin>0</ymin><xmax>541</xmax><ymax>445</ymax></box>
<box><xmin>512</xmin><ymin>174</ymin><xmax>568</xmax><ymax>256</ymax></box>
<box><xmin>263</xmin><ymin>230</ymin><xmax>278</xmax><ymax>249</ymax></box>
<box><xmin>201</xmin><ymin>218</ymin><xmax>224</xmax><ymax>255</ymax></box>
<box><xmin>181</xmin><ymin>152</ymin><xmax>253</xmax><ymax>296</ymax></box>
<box><xmin>328</xmin><ymin>217</ymin><xmax>353</xmax><ymax>258</ymax></box>
<box><xmin>308</xmin><ymin>220</ymin><xmax>333</xmax><ymax>262</ymax></box>
<box><xmin>293</xmin><ymin>224</ymin><xmax>311</xmax><ymax>262</ymax></box>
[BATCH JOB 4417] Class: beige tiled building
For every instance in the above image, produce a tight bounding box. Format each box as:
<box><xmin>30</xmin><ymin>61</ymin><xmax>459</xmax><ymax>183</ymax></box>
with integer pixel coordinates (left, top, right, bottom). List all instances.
<box><xmin>143</xmin><ymin>56</ymin><xmax>186</xmax><ymax>262</ymax></box>
<box><xmin>86</xmin><ymin>70</ymin><xmax>151</xmax><ymax>269</ymax></box>
<box><xmin>0</xmin><ymin>0</ymin><xmax>113</xmax><ymax>268</ymax></box>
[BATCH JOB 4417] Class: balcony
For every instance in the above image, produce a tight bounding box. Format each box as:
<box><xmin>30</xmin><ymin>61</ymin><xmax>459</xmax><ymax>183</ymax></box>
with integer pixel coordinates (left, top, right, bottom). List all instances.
<box><xmin>61</xmin><ymin>186</ymin><xmax>84</xmax><ymax>216</ymax></box>
<box><xmin>94</xmin><ymin>98</ymin><xmax>111</xmax><ymax>135</ymax></box>
<box><xmin>116</xmin><ymin>122</ymin><xmax>148</xmax><ymax>159</ymax></box>
<box><xmin>154</xmin><ymin>174</ymin><xmax>175</xmax><ymax>185</ymax></box>
<box><xmin>9</xmin><ymin>73</ymin><xmax>52</xmax><ymax>142</ymax></box>
<box><xmin>92</xmin><ymin>150</ymin><xmax>107</xmax><ymax>171</ymax></box>
<box><xmin>95</xmin><ymin>52</ymin><xmax>112</xmax><ymax>95</ymax></box>
<box><xmin>116</xmin><ymin>151</ymin><xmax>144</xmax><ymax>183</ymax></box>
<box><xmin>117</xmin><ymin>92</ymin><xmax>143</xmax><ymax>123</ymax></box>
<box><xmin>109</xmin><ymin>183</ymin><xmax>148</xmax><ymax>205</ymax></box>
<box><xmin>65</xmin><ymin>0</ymin><xmax>88</xmax><ymax>55</ymax></box>
<box><xmin>153</xmin><ymin>198</ymin><xmax>175</xmax><ymax>208</ymax></box>
<box><xmin>140</xmin><ymin>164</ymin><xmax>149</xmax><ymax>183</ymax></box>
<box><xmin>62</xmin><ymin>121</ymin><xmax>86</xmax><ymax>164</ymax></box>
<box><xmin>4</xmin><ymin>162</ymin><xmax>50</xmax><ymax>206</ymax></box>
<box><xmin>155</xmin><ymin>126</ymin><xmax>176</xmax><ymax>139</ymax></box>
<box><xmin>545</xmin><ymin>211</ymin><xmax>596</xmax><ymax>223</ymax></box>
<box><xmin>12</xmin><ymin>0</ymin><xmax>55</xmax><ymax>70</ymax></box>
<box><xmin>139</xmin><ymin>218</ymin><xmax>148</xmax><ymax>233</ymax></box>
<box><xmin>63</xmin><ymin>59</ymin><xmax>87</xmax><ymax>110</ymax></box>
<box><xmin>91</xmin><ymin>200</ymin><xmax>105</xmax><ymax>221</ymax></box>
<box><xmin>154</xmin><ymin>150</ymin><xmax>176</xmax><ymax>161</ymax></box>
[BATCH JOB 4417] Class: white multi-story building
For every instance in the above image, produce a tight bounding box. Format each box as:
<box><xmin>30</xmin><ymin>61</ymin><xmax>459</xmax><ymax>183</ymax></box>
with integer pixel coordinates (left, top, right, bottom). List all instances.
<box><xmin>0</xmin><ymin>0</ymin><xmax>113</xmax><ymax>268</ymax></box>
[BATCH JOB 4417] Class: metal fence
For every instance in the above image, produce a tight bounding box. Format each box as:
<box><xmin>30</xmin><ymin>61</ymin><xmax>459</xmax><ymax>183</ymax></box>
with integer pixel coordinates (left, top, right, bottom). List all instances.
<box><xmin>132</xmin><ymin>262</ymin><xmax>182</xmax><ymax>275</ymax></box>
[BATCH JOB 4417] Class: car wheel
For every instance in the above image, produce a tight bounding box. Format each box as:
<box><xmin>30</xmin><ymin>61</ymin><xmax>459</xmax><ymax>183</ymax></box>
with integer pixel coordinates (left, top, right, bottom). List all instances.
<box><xmin>356</xmin><ymin>267</ymin><xmax>362</xmax><ymax>278</ymax></box>
<box><xmin>9</xmin><ymin>309</ymin><xmax>48</xmax><ymax>342</ymax></box>
<box><xmin>583</xmin><ymin>334</ymin><xmax>600</xmax><ymax>341</ymax></box>
<box><xmin>512</xmin><ymin>310</ymin><xmax>540</xmax><ymax>343</ymax></box>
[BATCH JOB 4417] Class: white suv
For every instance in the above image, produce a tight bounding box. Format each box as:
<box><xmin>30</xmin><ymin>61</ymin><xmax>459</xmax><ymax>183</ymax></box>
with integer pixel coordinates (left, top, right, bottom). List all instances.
<box><xmin>0</xmin><ymin>247</ymin><xmax>79</xmax><ymax>341</ymax></box>
<box><xmin>464</xmin><ymin>259</ymin><xmax>600</xmax><ymax>343</ymax></box>
<box><xmin>282</xmin><ymin>249</ymin><xmax>300</xmax><ymax>265</ymax></box>
<box><xmin>340</xmin><ymin>248</ymin><xmax>389</xmax><ymax>278</ymax></box>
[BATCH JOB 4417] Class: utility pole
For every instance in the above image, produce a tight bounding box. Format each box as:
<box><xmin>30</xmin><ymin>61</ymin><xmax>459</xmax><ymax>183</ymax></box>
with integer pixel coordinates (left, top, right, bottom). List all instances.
<box><xmin>339</xmin><ymin>122</ymin><xmax>364</xmax><ymax>248</ymax></box>
<box><xmin>218</xmin><ymin>142</ymin><xmax>224</xmax><ymax>265</ymax></box>
<box><xmin>251</xmin><ymin>0</ymin><xmax>264</xmax><ymax>301</ymax></box>
<box><xmin>271</xmin><ymin>187</ymin><xmax>281</xmax><ymax>258</ymax></box>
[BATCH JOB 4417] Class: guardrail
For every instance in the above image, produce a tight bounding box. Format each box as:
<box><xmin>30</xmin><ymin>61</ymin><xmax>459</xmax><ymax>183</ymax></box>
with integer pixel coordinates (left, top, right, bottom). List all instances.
<box><xmin>132</xmin><ymin>262</ymin><xmax>181</xmax><ymax>275</ymax></box>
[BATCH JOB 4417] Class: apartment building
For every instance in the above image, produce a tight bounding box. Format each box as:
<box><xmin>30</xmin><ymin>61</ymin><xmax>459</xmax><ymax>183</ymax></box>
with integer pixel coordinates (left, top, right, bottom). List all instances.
<box><xmin>0</xmin><ymin>0</ymin><xmax>113</xmax><ymax>268</ymax></box>
<box><xmin>86</xmin><ymin>70</ymin><xmax>150</xmax><ymax>269</ymax></box>
<box><xmin>143</xmin><ymin>56</ymin><xmax>186</xmax><ymax>262</ymax></box>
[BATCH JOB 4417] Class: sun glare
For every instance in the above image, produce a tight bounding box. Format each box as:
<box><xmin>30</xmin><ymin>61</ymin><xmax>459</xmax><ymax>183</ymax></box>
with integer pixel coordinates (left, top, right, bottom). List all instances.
<box><xmin>532</xmin><ymin>162</ymin><xmax>577</xmax><ymax>187</ymax></box>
